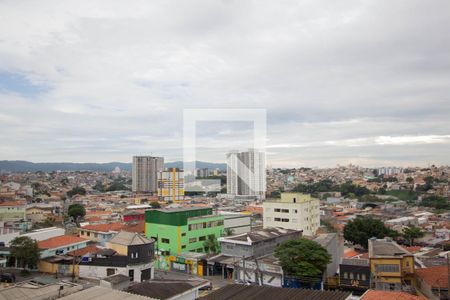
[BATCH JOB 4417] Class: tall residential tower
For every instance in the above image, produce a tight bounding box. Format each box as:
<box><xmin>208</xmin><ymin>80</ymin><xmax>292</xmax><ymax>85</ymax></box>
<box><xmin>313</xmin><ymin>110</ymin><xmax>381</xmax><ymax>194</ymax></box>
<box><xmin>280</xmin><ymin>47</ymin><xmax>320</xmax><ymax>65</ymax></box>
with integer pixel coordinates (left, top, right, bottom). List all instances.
<box><xmin>226</xmin><ymin>149</ymin><xmax>266</xmax><ymax>200</ymax></box>
<box><xmin>132</xmin><ymin>156</ymin><xmax>164</xmax><ymax>193</ymax></box>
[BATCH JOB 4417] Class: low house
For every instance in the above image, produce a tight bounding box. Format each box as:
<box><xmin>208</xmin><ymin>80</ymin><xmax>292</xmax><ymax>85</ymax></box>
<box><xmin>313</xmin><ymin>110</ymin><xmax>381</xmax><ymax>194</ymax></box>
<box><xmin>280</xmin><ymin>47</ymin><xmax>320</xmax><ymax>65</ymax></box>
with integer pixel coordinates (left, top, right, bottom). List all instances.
<box><xmin>360</xmin><ymin>290</ymin><xmax>425</xmax><ymax>300</ymax></box>
<box><xmin>79</xmin><ymin>222</ymin><xmax>125</xmax><ymax>245</ymax></box>
<box><xmin>339</xmin><ymin>258</ymin><xmax>371</xmax><ymax>292</ymax></box>
<box><xmin>79</xmin><ymin>231</ymin><xmax>155</xmax><ymax>282</ymax></box>
<box><xmin>38</xmin><ymin>235</ymin><xmax>89</xmax><ymax>258</ymax></box>
<box><xmin>415</xmin><ymin>265</ymin><xmax>448</xmax><ymax>300</ymax></box>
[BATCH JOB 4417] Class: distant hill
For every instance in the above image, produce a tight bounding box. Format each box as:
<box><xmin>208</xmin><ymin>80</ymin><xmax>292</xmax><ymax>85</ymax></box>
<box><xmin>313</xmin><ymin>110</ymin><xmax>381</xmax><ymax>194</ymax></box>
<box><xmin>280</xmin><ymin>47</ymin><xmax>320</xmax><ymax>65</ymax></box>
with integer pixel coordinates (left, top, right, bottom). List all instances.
<box><xmin>0</xmin><ymin>160</ymin><xmax>226</xmax><ymax>173</ymax></box>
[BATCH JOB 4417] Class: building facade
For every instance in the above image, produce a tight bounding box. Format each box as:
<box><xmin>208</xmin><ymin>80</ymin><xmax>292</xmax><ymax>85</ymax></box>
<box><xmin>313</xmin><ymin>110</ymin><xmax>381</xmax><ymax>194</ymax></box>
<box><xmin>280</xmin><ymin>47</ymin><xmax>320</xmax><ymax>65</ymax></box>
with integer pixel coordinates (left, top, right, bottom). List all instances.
<box><xmin>226</xmin><ymin>149</ymin><xmax>266</xmax><ymax>200</ymax></box>
<box><xmin>263</xmin><ymin>193</ymin><xmax>320</xmax><ymax>236</ymax></box>
<box><xmin>157</xmin><ymin>168</ymin><xmax>184</xmax><ymax>202</ymax></box>
<box><xmin>145</xmin><ymin>207</ymin><xmax>224</xmax><ymax>256</ymax></box>
<box><xmin>132</xmin><ymin>156</ymin><xmax>164</xmax><ymax>193</ymax></box>
<box><xmin>79</xmin><ymin>231</ymin><xmax>155</xmax><ymax>282</ymax></box>
<box><xmin>368</xmin><ymin>238</ymin><xmax>415</xmax><ymax>291</ymax></box>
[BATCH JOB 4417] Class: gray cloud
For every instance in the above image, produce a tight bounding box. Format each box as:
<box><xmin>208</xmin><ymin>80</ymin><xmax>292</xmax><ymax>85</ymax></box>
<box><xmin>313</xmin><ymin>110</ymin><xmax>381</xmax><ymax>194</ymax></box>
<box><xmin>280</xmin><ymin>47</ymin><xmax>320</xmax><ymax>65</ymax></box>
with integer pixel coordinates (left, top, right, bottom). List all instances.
<box><xmin>0</xmin><ymin>0</ymin><xmax>449</xmax><ymax>167</ymax></box>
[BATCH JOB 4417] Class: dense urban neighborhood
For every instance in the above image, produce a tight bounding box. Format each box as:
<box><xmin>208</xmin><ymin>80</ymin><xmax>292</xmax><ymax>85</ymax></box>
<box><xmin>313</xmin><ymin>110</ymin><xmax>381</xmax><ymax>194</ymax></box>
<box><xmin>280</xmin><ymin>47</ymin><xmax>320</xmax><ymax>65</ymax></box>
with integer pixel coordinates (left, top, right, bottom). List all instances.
<box><xmin>0</xmin><ymin>160</ymin><xmax>449</xmax><ymax>299</ymax></box>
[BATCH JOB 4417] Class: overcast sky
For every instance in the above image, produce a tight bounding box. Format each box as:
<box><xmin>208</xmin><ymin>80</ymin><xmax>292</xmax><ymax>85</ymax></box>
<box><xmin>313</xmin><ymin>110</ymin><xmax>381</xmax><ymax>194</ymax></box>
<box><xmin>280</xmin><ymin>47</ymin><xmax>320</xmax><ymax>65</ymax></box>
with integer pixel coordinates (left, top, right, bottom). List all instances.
<box><xmin>0</xmin><ymin>0</ymin><xmax>449</xmax><ymax>168</ymax></box>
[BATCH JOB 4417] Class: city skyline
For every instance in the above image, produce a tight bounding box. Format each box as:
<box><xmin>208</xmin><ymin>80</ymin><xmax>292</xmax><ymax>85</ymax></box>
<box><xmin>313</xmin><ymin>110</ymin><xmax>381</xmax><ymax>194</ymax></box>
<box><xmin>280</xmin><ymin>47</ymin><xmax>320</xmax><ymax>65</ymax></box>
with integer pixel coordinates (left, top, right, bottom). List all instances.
<box><xmin>1</xmin><ymin>1</ymin><xmax>450</xmax><ymax>168</ymax></box>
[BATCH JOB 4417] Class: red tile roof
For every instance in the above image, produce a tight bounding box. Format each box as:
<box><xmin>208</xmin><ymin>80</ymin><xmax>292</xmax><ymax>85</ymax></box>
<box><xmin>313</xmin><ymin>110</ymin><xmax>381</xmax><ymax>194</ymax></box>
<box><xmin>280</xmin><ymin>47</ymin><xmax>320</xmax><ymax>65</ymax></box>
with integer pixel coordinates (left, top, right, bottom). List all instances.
<box><xmin>81</xmin><ymin>222</ymin><xmax>125</xmax><ymax>232</ymax></box>
<box><xmin>38</xmin><ymin>235</ymin><xmax>87</xmax><ymax>249</ymax></box>
<box><xmin>0</xmin><ymin>201</ymin><xmax>25</xmax><ymax>206</ymax></box>
<box><xmin>122</xmin><ymin>221</ymin><xmax>145</xmax><ymax>234</ymax></box>
<box><xmin>67</xmin><ymin>244</ymin><xmax>100</xmax><ymax>257</ymax></box>
<box><xmin>361</xmin><ymin>290</ymin><xmax>426</xmax><ymax>300</ymax></box>
<box><xmin>416</xmin><ymin>266</ymin><xmax>449</xmax><ymax>289</ymax></box>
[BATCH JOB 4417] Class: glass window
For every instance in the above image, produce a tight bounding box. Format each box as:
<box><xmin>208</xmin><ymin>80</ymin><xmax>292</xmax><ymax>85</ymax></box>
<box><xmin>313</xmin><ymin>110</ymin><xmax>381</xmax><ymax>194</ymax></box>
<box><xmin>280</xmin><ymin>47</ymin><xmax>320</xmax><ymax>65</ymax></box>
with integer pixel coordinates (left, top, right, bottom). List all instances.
<box><xmin>181</xmin><ymin>232</ymin><xmax>186</xmax><ymax>237</ymax></box>
<box><xmin>375</xmin><ymin>264</ymin><xmax>399</xmax><ymax>273</ymax></box>
<box><xmin>161</xmin><ymin>238</ymin><xmax>170</xmax><ymax>244</ymax></box>
<box><xmin>274</xmin><ymin>218</ymin><xmax>281</xmax><ymax>222</ymax></box>
<box><xmin>199</xmin><ymin>236</ymin><xmax>206</xmax><ymax>241</ymax></box>
<box><xmin>189</xmin><ymin>237</ymin><xmax>197</xmax><ymax>243</ymax></box>
<box><xmin>274</xmin><ymin>208</ymin><xmax>281</xmax><ymax>212</ymax></box>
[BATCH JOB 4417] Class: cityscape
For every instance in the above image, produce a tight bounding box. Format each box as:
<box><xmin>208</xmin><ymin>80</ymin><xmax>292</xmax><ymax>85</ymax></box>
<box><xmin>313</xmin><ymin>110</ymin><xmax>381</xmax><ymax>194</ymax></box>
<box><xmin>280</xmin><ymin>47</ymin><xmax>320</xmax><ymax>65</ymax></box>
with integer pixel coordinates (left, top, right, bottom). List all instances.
<box><xmin>1</xmin><ymin>1</ymin><xmax>450</xmax><ymax>300</ymax></box>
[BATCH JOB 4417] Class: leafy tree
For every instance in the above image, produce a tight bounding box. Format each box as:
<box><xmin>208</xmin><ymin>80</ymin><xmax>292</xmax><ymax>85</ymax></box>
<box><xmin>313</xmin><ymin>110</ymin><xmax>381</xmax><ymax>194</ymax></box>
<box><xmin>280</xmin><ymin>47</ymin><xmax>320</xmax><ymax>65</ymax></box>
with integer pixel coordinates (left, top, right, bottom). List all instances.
<box><xmin>43</xmin><ymin>216</ymin><xmax>56</xmax><ymax>227</ymax></box>
<box><xmin>150</xmin><ymin>201</ymin><xmax>161</xmax><ymax>208</ymax></box>
<box><xmin>406</xmin><ymin>177</ymin><xmax>414</xmax><ymax>184</ymax></box>
<box><xmin>68</xmin><ymin>204</ymin><xmax>86</xmax><ymax>222</ymax></box>
<box><xmin>274</xmin><ymin>238</ymin><xmax>331</xmax><ymax>280</ymax></box>
<box><xmin>344</xmin><ymin>216</ymin><xmax>398</xmax><ymax>249</ymax></box>
<box><xmin>402</xmin><ymin>226</ymin><xmax>425</xmax><ymax>246</ymax></box>
<box><xmin>223</xmin><ymin>228</ymin><xmax>234</xmax><ymax>236</ymax></box>
<box><xmin>9</xmin><ymin>236</ymin><xmax>40</xmax><ymax>269</ymax></box>
<box><xmin>203</xmin><ymin>235</ymin><xmax>219</xmax><ymax>253</ymax></box>
<box><xmin>67</xmin><ymin>186</ymin><xmax>86</xmax><ymax>198</ymax></box>
<box><xmin>421</xmin><ymin>195</ymin><xmax>450</xmax><ymax>210</ymax></box>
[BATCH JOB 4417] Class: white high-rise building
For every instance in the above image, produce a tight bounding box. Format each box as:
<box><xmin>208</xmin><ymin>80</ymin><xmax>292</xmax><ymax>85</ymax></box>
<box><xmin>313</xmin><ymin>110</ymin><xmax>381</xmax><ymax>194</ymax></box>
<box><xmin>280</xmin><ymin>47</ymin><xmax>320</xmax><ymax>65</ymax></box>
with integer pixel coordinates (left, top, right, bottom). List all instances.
<box><xmin>132</xmin><ymin>156</ymin><xmax>164</xmax><ymax>193</ymax></box>
<box><xmin>226</xmin><ymin>149</ymin><xmax>266</xmax><ymax>200</ymax></box>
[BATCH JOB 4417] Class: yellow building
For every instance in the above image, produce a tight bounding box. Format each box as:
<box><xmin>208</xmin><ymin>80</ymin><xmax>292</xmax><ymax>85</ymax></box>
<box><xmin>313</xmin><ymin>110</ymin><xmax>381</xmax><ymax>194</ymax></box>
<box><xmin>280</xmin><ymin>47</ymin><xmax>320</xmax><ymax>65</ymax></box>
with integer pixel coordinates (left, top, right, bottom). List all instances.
<box><xmin>368</xmin><ymin>238</ymin><xmax>415</xmax><ymax>291</ymax></box>
<box><xmin>157</xmin><ymin>168</ymin><xmax>184</xmax><ymax>202</ymax></box>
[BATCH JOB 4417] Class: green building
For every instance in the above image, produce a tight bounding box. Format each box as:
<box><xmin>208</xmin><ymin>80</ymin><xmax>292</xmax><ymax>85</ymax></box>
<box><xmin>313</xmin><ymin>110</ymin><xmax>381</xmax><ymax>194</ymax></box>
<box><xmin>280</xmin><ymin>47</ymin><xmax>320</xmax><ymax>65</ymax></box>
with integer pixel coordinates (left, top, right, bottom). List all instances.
<box><xmin>145</xmin><ymin>207</ymin><xmax>224</xmax><ymax>256</ymax></box>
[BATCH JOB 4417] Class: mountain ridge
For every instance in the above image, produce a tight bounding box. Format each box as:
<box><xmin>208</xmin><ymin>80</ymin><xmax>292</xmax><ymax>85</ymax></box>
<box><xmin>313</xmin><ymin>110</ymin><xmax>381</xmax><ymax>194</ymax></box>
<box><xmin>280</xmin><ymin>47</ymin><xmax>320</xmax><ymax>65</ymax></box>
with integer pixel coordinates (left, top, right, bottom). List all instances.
<box><xmin>0</xmin><ymin>160</ymin><xmax>227</xmax><ymax>172</ymax></box>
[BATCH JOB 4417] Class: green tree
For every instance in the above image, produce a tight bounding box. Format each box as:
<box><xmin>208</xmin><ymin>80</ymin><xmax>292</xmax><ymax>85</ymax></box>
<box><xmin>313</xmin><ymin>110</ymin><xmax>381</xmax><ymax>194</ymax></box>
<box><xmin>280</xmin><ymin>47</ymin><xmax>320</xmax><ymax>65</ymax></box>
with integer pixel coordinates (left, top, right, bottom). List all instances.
<box><xmin>223</xmin><ymin>228</ymin><xmax>234</xmax><ymax>236</ymax></box>
<box><xmin>9</xmin><ymin>236</ymin><xmax>40</xmax><ymax>269</ymax></box>
<box><xmin>403</xmin><ymin>226</ymin><xmax>425</xmax><ymax>246</ymax></box>
<box><xmin>203</xmin><ymin>235</ymin><xmax>219</xmax><ymax>254</ymax></box>
<box><xmin>150</xmin><ymin>201</ymin><xmax>161</xmax><ymax>209</ymax></box>
<box><xmin>344</xmin><ymin>216</ymin><xmax>398</xmax><ymax>249</ymax></box>
<box><xmin>68</xmin><ymin>203</ymin><xmax>86</xmax><ymax>223</ymax></box>
<box><xmin>67</xmin><ymin>186</ymin><xmax>86</xmax><ymax>198</ymax></box>
<box><xmin>406</xmin><ymin>177</ymin><xmax>414</xmax><ymax>184</ymax></box>
<box><xmin>274</xmin><ymin>238</ymin><xmax>331</xmax><ymax>280</ymax></box>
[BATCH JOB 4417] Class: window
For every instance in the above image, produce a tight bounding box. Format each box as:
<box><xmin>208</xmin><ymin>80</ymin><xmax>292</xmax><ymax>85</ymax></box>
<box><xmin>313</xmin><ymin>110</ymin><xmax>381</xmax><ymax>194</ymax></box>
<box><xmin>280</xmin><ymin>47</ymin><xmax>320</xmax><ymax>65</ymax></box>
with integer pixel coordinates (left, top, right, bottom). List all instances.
<box><xmin>293</xmin><ymin>198</ymin><xmax>296</xmax><ymax>203</ymax></box>
<box><xmin>161</xmin><ymin>238</ymin><xmax>170</xmax><ymax>244</ymax></box>
<box><xmin>181</xmin><ymin>245</ymin><xmax>186</xmax><ymax>249</ymax></box>
<box><xmin>282</xmin><ymin>218</ymin><xmax>289</xmax><ymax>222</ymax></box>
<box><xmin>294</xmin><ymin>209</ymin><xmax>298</xmax><ymax>213</ymax></box>
<box><xmin>349</xmin><ymin>273</ymin><xmax>354</xmax><ymax>279</ymax></box>
<box><xmin>189</xmin><ymin>237</ymin><xmax>197</xmax><ymax>243</ymax></box>
<box><xmin>375</xmin><ymin>264</ymin><xmax>399</xmax><ymax>273</ymax></box>
<box><xmin>361</xmin><ymin>274</ymin><xmax>366</xmax><ymax>281</ymax></box>
<box><xmin>197</xmin><ymin>248</ymin><xmax>203</xmax><ymax>253</ymax></box>
<box><xmin>151</xmin><ymin>236</ymin><xmax>157</xmax><ymax>241</ymax></box>
<box><xmin>281</xmin><ymin>209</ymin><xmax>289</xmax><ymax>213</ymax></box>
<box><xmin>274</xmin><ymin>218</ymin><xmax>281</xmax><ymax>222</ymax></box>
<box><xmin>181</xmin><ymin>233</ymin><xmax>186</xmax><ymax>237</ymax></box>
<box><xmin>274</xmin><ymin>208</ymin><xmax>281</xmax><ymax>212</ymax></box>
<box><xmin>199</xmin><ymin>236</ymin><xmax>206</xmax><ymax>241</ymax></box>
<box><xmin>87</xmin><ymin>232</ymin><xmax>91</xmax><ymax>237</ymax></box>
<box><xmin>344</xmin><ymin>272</ymin><xmax>348</xmax><ymax>279</ymax></box>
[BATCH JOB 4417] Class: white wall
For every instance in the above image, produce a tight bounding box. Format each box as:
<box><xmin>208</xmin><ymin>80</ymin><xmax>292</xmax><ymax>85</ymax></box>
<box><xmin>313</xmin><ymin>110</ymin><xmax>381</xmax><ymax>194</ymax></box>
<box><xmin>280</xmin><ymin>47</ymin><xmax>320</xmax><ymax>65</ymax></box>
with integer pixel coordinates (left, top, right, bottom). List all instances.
<box><xmin>79</xmin><ymin>262</ymin><xmax>154</xmax><ymax>282</ymax></box>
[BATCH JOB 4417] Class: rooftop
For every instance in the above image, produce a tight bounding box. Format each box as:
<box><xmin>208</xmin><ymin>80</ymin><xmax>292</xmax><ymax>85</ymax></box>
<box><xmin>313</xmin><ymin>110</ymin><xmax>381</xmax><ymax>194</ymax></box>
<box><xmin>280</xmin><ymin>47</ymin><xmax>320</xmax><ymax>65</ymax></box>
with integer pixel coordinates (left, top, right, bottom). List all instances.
<box><xmin>361</xmin><ymin>290</ymin><xmax>426</xmax><ymax>300</ymax></box>
<box><xmin>415</xmin><ymin>265</ymin><xmax>449</xmax><ymax>289</ymax></box>
<box><xmin>0</xmin><ymin>279</ymin><xmax>82</xmax><ymax>300</ymax></box>
<box><xmin>127</xmin><ymin>279</ymin><xmax>209</xmax><ymax>300</ymax></box>
<box><xmin>38</xmin><ymin>235</ymin><xmax>88</xmax><ymax>249</ymax></box>
<box><xmin>102</xmin><ymin>274</ymin><xmax>130</xmax><ymax>284</ymax></box>
<box><xmin>369</xmin><ymin>238</ymin><xmax>411</xmax><ymax>258</ymax></box>
<box><xmin>59</xmin><ymin>286</ymin><xmax>153</xmax><ymax>300</ymax></box>
<box><xmin>81</xmin><ymin>222</ymin><xmax>125</xmax><ymax>232</ymax></box>
<box><xmin>108</xmin><ymin>231</ymin><xmax>153</xmax><ymax>246</ymax></box>
<box><xmin>219</xmin><ymin>227</ymin><xmax>301</xmax><ymax>246</ymax></box>
<box><xmin>156</xmin><ymin>206</ymin><xmax>212</xmax><ymax>213</ymax></box>
<box><xmin>198</xmin><ymin>284</ymin><xmax>351</xmax><ymax>300</ymax></box>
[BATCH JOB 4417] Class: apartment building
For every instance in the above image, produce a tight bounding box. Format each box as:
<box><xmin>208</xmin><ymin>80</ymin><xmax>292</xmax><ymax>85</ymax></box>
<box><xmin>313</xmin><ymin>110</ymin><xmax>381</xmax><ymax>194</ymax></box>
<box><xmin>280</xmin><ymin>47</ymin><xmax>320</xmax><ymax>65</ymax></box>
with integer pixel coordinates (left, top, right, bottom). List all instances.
<box><xmin>145</xmin><ymin>207</ymin><xmax>224</xmax><ymax>256</ymax></box>
<box><xmin>132</xmin><ymin>156</ymin><xmax>164</xmax><ymax>193</ymax></box>
<box><xmin>226</xmin><ymin>149</ymin><xmax>266</xmax><ymax>200</ymax></box>
<box><xmin>157</xmin><ymin>168</ymin><xmax>184</xmax><ymax>202</ymax></box>
<box><xmin>263</xmin><ymin>193</ymin><xmax>320</xmax><ymax>236</ymax></box>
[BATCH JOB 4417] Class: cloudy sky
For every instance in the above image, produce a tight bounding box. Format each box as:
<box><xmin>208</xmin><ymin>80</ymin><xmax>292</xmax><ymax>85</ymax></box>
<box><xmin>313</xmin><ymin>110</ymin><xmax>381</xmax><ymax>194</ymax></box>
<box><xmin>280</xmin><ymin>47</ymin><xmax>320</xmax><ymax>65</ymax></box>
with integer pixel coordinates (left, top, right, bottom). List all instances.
<box><xmin>0</xmin><ymin>0</ymin><xmax>449</xmax><ymax>168</ymax></box>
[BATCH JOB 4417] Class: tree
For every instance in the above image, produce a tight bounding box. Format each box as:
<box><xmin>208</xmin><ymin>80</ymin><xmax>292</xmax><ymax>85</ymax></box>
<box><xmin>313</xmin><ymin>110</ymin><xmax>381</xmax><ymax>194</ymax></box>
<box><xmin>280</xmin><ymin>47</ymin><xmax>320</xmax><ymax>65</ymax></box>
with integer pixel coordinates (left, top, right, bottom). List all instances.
<box><xmin>150</xmin><ymin>201</ymin><xmax>161</xmax><ymax>208</ymax></box>
<box><xmin>67</xmin><ymin>186</ymin><xmax>86</xmax><ymax>198</ymax></box>
<box><xmin>203</xmin><ymin>235</ymin><xmax>219</xmax><ymax>254</ymax></box>
<box><xmin>68</xmin><ymin>204</ymin><xmax>86</xmax><ymax>223</ymax></box>
<box><xmin>403</xmin><ymin>226</ymin><xmax>425</xmax><ymax>246</ymax></box>
<box><xmin>223</xmin><ymin>228</ymin><xmax>234</xmax><ymax>236</ymax></box>
<box><xmin>344</xmin><ymin>216</ymin><xmax>398</xmax><ymax>249</ymax></box>
<box><xmin>274</xmin><ymin>238</ymin><xmax>331</xmax><ymax>280</ymax></box>
<box><xmin>9</xmin><ymin>236</ymin><xmax>40</xmax><ymax>269</ymax></box>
